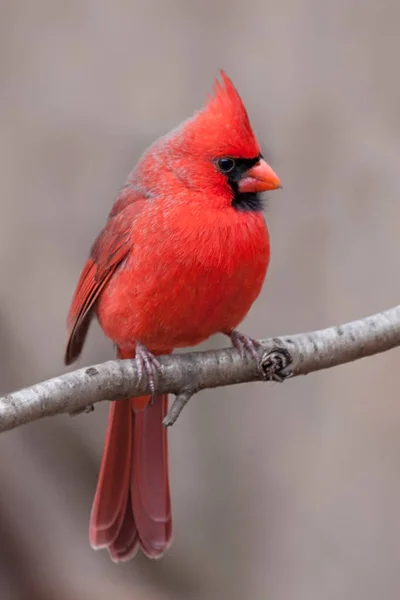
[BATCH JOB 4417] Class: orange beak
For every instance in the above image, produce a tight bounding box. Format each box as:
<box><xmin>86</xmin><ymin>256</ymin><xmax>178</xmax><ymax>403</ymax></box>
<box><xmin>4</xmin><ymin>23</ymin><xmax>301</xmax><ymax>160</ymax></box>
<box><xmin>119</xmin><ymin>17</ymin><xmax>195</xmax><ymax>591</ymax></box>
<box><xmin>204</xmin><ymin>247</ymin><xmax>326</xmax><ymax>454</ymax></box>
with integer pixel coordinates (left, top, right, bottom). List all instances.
<box><xmin>238</xmin><ymin>158</ymin><xmax>281</xmax><ymax>193</ymax></box>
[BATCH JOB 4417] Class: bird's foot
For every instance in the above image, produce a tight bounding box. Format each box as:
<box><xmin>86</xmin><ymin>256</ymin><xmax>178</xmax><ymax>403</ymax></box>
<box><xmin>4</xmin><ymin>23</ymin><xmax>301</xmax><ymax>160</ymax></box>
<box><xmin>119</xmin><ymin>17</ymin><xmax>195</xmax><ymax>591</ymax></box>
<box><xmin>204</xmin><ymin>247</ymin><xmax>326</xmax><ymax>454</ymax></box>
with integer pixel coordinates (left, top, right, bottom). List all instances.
<box><xmin>136</xmin><ymin>342</ymin><xmax>164</xmax><ymax>399</ymax></box>
<box><xmin>226</xmin><ymin>329</ymin><xmax>261</xmax><ymax>363</ymax></box>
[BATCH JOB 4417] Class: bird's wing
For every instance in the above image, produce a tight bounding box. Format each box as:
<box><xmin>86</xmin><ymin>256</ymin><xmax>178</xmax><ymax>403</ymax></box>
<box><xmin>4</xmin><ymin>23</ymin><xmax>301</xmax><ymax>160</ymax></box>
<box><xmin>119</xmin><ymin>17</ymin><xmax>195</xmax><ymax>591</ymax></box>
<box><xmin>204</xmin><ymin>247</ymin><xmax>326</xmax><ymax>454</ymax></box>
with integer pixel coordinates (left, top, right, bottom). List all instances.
<box><xmin>65</xmin><ymin>189</ymin><xmax>146</xmax><ymax>364</ymax></box>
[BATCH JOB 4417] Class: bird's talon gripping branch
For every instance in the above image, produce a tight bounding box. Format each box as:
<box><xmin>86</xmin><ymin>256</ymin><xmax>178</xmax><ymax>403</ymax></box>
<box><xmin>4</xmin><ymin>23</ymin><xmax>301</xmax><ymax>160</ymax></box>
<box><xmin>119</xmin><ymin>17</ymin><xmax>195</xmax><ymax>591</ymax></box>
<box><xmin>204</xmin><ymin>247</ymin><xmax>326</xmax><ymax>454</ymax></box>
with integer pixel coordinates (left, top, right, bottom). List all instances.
<box><xmin>260</xmin><ymin>347</ymin><xmax>293</xmax><ymax>382</ymax></box>
<box><xmin>227</xmin><ymin>330</ymin><xmax>261</xmax><ymax>363</ymax></box>
<box><xmin>135</xmin><ymin>342</ymin><xmax>164</xmax><ymax>400</ymax></box>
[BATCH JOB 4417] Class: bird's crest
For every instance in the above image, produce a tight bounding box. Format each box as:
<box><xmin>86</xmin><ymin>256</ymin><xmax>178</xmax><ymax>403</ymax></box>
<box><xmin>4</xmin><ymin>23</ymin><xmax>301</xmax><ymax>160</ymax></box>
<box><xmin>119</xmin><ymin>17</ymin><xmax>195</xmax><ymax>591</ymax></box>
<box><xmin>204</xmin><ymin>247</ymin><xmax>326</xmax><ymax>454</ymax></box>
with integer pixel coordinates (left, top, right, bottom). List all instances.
<box><xmin>133</xmin><ymin>71</ymin><xmax>263</xmax><ymax>191</ymax></box>
<box><xmin>193</xmin><ymin>70</ymin><xmax>261</xmax><ymax>158</ymax></box>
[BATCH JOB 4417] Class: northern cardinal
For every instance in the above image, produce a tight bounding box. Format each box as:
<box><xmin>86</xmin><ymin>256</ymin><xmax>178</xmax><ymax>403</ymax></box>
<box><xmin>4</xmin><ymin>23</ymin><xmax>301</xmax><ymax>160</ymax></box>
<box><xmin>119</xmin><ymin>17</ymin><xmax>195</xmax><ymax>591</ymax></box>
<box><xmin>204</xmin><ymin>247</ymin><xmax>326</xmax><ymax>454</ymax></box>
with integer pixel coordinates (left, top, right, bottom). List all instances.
<box><xmin>65</xmin><ymin>71</ymin><xmax>281</xmax><ymax>561</ymax></box>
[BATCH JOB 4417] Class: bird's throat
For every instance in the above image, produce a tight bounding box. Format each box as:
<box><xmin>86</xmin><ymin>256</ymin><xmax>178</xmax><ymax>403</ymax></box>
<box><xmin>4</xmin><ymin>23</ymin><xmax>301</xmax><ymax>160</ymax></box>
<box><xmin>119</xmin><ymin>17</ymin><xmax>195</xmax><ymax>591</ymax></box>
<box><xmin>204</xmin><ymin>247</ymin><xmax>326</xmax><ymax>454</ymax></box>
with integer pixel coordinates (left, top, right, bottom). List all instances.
<box><xmin>231</xmin><ymin>190</ymin><xmax>264</xmax><ymax>212</ymax></box>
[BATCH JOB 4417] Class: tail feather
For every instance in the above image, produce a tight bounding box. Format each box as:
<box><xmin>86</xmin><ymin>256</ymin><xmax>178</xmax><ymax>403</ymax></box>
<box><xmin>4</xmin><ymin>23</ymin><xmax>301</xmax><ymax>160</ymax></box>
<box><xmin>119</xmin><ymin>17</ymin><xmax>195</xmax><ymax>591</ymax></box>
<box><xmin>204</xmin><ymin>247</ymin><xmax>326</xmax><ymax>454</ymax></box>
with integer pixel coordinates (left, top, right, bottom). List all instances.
<box><xmin>89</xmin><ymin>400</ymin><xmax>132</xmax><ymax>548</ymax></box>
<box><xmin>132</xmin><ymin>397</ymin><xmax>172</xmax><ymax>558</ymax></box>
<box><xmin>89</xmin><ymin>393</ymin><xmax>172</xmax><ymax>561</ymax></box>
<box><xmin>108</xmin><ymin>490</ymin><xmax>139</xmax><ymax>562</ymax></box>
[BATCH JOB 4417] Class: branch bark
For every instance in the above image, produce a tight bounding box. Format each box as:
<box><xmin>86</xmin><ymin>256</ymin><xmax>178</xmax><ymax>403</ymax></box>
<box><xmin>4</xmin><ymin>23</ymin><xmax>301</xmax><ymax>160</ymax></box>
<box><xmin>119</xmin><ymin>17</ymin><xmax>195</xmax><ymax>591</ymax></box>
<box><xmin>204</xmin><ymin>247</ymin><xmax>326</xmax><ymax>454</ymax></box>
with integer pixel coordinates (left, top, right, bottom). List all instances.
<box><xmin>1</xmin><ymin>305</ymin><xmax>400</xmax><ymax>433</ymax></box>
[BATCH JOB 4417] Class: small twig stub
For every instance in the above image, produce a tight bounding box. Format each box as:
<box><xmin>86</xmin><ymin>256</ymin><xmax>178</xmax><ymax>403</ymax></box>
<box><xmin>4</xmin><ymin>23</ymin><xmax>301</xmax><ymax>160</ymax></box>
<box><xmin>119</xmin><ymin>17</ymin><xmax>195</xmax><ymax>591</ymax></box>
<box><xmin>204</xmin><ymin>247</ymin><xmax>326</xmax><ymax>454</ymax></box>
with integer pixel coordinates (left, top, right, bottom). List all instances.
<box><xmin>163</xmin><ymin>390</ymin><xmax>195</xmax><ymax>427</ymax></box>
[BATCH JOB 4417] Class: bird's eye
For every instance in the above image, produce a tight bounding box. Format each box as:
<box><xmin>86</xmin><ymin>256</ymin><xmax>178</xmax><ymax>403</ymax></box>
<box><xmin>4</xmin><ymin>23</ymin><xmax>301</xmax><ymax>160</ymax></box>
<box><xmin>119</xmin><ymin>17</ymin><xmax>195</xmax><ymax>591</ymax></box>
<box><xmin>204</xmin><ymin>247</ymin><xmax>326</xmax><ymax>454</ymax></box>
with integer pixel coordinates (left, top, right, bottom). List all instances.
<box><xmin>217</xmin><ymin>157</ymin><xmax>235</xmax><ymax>173</ymax></box>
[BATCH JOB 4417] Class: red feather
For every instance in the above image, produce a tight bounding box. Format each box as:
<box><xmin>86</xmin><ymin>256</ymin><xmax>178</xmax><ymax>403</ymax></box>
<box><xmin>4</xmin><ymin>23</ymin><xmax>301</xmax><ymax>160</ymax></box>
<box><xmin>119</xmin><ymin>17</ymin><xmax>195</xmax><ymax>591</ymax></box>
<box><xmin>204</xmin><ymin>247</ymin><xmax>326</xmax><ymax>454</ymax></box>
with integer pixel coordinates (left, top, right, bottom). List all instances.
<box><xmin>65</xmin><ymin>194</ymin><xmax>146</xmax><ymax>364</ymax></box>
<box><xmin>89</xmin><ymin>391</ymin><xmax>171</xmax><ymax>561</ymax></box>
<box><xmin>89</xmin><ymin>398</ymin><xmax>134</xmax><ymax>550</ymax></box>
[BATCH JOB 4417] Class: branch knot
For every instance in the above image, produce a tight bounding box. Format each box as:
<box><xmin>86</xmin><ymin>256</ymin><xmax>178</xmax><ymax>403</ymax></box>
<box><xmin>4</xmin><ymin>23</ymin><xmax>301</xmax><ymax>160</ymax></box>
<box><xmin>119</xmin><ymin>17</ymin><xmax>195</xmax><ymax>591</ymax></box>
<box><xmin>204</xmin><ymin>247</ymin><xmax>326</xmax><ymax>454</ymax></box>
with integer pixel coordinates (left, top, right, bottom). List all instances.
<box><xmin>260</xmin><ymin>347</ymin><xmax>293</xmax><ymax>382</ymax></box>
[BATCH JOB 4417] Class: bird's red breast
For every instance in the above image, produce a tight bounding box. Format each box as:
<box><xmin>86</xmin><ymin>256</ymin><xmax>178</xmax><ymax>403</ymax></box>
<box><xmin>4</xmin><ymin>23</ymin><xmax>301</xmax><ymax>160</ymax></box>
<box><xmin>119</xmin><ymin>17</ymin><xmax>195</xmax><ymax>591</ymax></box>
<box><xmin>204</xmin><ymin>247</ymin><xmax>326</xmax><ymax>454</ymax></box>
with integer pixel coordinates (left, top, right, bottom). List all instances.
<box><xmin>96</xmin><ymin>198</ymin><xmax>270</xmax><ymax>352</ymax></box>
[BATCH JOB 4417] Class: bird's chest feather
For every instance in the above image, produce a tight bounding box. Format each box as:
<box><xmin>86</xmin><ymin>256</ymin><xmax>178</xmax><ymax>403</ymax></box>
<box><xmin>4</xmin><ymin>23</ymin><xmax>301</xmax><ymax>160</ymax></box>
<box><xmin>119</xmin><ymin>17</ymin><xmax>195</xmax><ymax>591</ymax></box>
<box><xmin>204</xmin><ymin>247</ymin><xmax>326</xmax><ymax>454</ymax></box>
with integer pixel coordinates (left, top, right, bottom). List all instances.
<box><xmin>97</xmin><ymin>205</ymin><xmax>270</xmax><ymax>350</ymax></box>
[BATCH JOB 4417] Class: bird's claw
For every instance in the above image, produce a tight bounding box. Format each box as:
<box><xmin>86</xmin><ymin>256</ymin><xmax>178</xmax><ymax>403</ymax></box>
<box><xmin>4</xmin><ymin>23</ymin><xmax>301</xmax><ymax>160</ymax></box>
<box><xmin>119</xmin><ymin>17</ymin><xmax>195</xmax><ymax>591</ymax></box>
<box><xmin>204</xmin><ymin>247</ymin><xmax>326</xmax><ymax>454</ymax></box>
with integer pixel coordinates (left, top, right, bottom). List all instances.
<box><xmin>136</xmin><ymin>342</ymin><xmax>164</xmax><ymax>400</ymax></box>
<box><xmin>227</xmin><ymin>330</ymin><xmax>261</xmax><ymax>363</ymax></box>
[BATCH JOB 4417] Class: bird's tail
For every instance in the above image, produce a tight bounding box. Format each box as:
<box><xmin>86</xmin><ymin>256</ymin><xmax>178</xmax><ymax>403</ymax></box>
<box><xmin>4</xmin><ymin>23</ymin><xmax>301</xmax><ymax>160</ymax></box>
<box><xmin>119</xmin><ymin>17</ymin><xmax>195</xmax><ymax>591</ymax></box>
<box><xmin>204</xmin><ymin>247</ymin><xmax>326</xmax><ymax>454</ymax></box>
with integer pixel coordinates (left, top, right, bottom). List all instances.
<box><xmin>89</xmin><ymin>350</ymin><xmax>172</xmax><ymax>561</ymax></box>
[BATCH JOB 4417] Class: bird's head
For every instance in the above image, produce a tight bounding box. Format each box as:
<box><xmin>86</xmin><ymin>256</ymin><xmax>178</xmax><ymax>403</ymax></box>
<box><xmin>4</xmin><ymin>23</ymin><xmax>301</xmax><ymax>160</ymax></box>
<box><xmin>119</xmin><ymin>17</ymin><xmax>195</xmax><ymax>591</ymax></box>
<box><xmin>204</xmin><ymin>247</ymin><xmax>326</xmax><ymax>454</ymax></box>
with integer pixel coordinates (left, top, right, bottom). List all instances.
<box><xmin>136</xmin><ymin>71</ymin><xmax>281</xmax><ymax>212</ymax></box>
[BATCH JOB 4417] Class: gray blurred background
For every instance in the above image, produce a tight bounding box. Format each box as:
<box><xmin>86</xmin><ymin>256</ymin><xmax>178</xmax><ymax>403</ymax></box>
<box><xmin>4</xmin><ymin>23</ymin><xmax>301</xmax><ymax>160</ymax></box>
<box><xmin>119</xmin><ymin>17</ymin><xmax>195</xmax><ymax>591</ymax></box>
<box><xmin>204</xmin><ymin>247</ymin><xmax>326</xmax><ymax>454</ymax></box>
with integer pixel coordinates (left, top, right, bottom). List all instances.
<box><xmin>1</xmin><ymin>1</ymin><xmax>400</xmax><ymax>599</ymax></box>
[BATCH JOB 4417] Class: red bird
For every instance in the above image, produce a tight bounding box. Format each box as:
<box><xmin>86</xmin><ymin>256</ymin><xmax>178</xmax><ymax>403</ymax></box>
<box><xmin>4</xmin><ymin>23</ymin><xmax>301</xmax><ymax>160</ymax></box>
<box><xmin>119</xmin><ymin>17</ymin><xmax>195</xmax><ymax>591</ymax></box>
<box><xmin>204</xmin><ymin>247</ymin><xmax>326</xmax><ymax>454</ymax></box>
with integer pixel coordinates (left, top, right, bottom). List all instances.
<box><xmin>65</xmin><ymin>71</ymin><xmax>281</xmax><ymax>561</ymax></box>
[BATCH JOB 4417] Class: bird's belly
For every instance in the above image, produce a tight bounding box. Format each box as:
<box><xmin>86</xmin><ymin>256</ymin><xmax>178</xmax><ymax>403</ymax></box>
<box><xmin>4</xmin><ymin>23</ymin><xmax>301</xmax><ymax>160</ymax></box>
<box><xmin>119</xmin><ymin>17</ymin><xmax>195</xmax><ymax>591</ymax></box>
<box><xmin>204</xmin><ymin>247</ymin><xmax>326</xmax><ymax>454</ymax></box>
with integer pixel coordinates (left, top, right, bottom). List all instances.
<box><xmin>97</xmin><ymin>216</ymin><xmax>269</xmax><ymax>352</ymax></box>
<box><xmin>97</xmin><ymin>257</ymin><xmax>267</xmax><ymax>353</ymax></box>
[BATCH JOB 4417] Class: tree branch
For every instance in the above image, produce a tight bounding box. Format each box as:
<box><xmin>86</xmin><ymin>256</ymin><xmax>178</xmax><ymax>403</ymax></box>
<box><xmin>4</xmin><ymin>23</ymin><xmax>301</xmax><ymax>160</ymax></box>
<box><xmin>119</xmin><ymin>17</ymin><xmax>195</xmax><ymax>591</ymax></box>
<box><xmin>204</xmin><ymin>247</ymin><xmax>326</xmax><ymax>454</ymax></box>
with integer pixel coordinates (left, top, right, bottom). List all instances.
<box><xmin>1</xmin><ymin>305</ymin><xmax>400</xmax><ymax>433</ymax></box>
